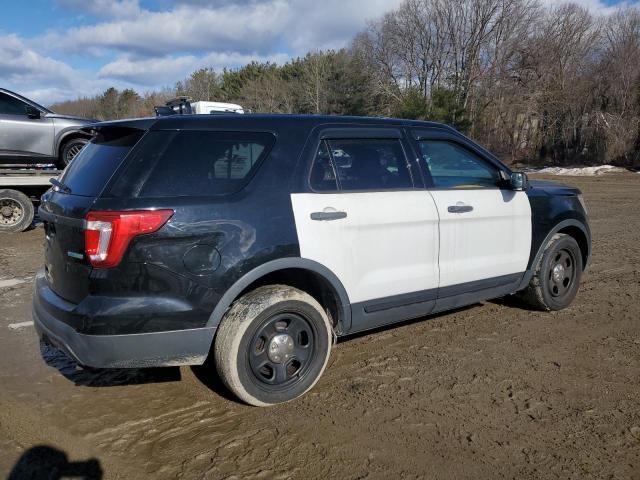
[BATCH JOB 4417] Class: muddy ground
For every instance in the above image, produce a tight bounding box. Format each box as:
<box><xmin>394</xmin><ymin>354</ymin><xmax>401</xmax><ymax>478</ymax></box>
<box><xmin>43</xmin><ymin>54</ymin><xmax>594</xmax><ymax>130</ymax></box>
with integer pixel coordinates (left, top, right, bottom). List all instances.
<box><xmin>0</xmin><ymin>174</ymin><xmax>638</xmax><ymax>480</ymax></box>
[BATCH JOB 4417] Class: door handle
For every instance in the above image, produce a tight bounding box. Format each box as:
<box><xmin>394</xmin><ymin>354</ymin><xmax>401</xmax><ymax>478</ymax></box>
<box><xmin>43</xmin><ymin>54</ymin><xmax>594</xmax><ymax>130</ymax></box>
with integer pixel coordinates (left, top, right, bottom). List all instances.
<box><xmin>310</xmin><ymin>210</ymin><xmax>347</xmax><ymax>221</ymax></box>
<box><xmin>447</xmin><ymin>204</ymin><xmax>474</xmax><ymax>213</ymax></box>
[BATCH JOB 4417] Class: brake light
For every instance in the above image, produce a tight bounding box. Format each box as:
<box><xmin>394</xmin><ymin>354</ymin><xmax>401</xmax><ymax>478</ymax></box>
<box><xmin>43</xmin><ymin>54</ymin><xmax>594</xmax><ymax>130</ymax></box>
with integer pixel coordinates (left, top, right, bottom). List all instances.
<box><xmin>84</xmin><ymin>210</ymin><xmax>173</xmax><ymax>268</ymax></box>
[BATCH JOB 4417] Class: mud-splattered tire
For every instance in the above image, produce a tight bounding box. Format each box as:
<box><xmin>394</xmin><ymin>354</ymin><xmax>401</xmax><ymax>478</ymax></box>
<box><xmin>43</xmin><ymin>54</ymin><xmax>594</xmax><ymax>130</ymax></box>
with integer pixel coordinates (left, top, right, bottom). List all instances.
<box><xmin>0</xmin><ymin>189</ymin><xmax>34</xmax><ymax>233</ymax></box>
<box><xmin>519</xmin><ymin>233</ymin><xmax>583</xmax><ymax>311</ymax></box>
<box><xmin>214</xmin><ymin>285</ymin><xmax>332</xmax><ymax>406</ymax></box>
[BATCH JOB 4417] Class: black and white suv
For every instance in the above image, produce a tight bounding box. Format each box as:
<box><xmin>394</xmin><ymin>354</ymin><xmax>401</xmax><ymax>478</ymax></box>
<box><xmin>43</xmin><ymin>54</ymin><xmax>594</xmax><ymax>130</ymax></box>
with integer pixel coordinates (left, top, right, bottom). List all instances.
<box><xmin>33</xmin><ymin>115</ymin><xmax>590</xmax><ymax>406</ymax></box>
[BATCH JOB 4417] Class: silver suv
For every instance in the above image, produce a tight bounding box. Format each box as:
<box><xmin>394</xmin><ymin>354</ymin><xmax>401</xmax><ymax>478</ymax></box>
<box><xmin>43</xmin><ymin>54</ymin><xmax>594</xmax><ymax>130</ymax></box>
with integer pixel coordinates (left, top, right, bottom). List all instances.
<box><xmin>0</xmin><ymin>88</ymin><xmax>93</xmax><ymax>169</ymax></box>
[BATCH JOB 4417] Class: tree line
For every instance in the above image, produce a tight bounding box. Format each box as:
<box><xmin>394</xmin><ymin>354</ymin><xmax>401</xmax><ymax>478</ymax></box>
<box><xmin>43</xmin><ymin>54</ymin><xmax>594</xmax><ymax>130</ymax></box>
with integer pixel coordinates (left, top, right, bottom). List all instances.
<box><xmin>51</xmin><ymin>0</ymin><xmax>640</xmax><ymax>167</ymax></box>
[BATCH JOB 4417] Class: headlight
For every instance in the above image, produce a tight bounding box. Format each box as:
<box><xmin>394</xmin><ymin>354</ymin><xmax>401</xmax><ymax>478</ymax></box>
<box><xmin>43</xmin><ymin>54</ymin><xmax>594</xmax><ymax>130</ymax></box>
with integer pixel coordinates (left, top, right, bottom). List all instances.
<box><xmin>577</xmin><ymin>194</ymin><xmax>588</xmax><ymax>215</ymax></box>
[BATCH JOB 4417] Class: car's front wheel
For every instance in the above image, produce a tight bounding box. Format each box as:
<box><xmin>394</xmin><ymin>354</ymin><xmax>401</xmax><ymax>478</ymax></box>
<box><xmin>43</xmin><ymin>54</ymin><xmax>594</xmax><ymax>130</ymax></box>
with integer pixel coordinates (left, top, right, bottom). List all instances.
<box><xmin>520</xmin><ymin>233</ymin><xmax>583</xmax><ymax>311</ymax></box>
<box><xmin>214</xmin><ymin>285</ymin><xmax>333</xmax><ymax>406</ymax></box>
<box><xmin>60</xmin><ymin>137</ymin><xmax>88</xmax><ymax>167</ymax></box>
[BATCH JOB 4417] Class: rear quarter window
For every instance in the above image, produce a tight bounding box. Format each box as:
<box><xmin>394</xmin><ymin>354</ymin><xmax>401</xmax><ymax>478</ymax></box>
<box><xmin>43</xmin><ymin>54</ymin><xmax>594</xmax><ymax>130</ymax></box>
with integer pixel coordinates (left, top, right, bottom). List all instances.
<box><xmin>108</xmin><ymin>130</ymin><xmax>275</xmax><ymax>198</ymax></box>
<box><xmin>60</xmin><ymin>128</ymin><xmax>144</xmax><ymax>197</ymax></box>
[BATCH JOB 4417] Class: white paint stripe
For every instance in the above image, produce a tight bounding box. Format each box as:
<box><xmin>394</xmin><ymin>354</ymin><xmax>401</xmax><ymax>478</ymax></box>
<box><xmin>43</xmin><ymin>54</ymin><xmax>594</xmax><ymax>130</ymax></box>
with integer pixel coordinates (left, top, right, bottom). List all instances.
<box><xmin>0</xmin><ymin>278</ymin><xmax>26</xmax><ymax>289</ymax></box>
<box><xmin>8</xmin><ymin>321</ymin><xmax>34</xmax><ymax>330</ymax></box>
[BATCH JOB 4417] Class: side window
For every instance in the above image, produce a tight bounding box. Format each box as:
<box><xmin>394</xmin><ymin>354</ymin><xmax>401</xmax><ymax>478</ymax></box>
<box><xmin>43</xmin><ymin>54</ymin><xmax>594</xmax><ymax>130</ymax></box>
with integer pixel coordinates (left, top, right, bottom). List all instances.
<box><xmin>326</xmin><ymin>138</ymin><xmax>412</xmax><ymax>191</ymax></box>
<box><xmin>418</xmin><ymin>140</ymin><xmax>499</xmax><ymax>189</ymax></box>
<box><xmin>108</xmin><ymin>130</ymin><xmax>275</xmax><ymax>198</ymax></box>
<box><xmin>310</xmin><ymin>141</ymin><xmax>338</xmax><ymax>192</ymax></box>
<box><xmin>0</xmin><ymin>93</ymin><xmax>27</xmax><ymax>116</ymax></box>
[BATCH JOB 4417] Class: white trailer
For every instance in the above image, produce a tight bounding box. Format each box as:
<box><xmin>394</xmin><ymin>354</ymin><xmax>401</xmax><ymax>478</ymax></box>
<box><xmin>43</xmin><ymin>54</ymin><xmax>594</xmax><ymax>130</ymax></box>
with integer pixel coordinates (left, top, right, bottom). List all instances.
<box><xmin>190</xmin><ymin>101</ymin><xmax>244</xmax><ymax>114</ymax></box>
<box><xmin>0</xmin><ymin>169</ymin><xmax>59</xmax><ymax>233</ymax></box>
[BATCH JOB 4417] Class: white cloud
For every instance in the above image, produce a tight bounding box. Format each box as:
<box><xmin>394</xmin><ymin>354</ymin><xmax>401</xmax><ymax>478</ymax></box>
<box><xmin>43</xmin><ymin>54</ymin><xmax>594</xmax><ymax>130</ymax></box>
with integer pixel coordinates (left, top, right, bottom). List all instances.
<box><xmin>97</xmin><ymin>51</ymin><xmax>290</xmax><ymax>85</ymax></box>
<box><xmin>0</xmin><ymin>34</ymin><xmax>77</xmax><ymax>87</ymax></box>
<box><xmin>0</xmin><ymin>0</ymin><xmax>437</xmax><ymax>102</ymax></box>
<box><xmin>0</xmin><ymin>34</ymin><xmax>135</xmax><ymax>104</ymax></box>
<box><xmin>285</xmin><ymin>0</ymin><xmax>404</xmax><ymax>53</ymax></box>
<box><xmin>42</xmin><ymin>0</ymin><xmax>405</xmax><ymax>58</ymax></box>
<box><xmin>43</xmin><ymin>1</ymin><xmax>292</xmax><ymax>57</ymax></box>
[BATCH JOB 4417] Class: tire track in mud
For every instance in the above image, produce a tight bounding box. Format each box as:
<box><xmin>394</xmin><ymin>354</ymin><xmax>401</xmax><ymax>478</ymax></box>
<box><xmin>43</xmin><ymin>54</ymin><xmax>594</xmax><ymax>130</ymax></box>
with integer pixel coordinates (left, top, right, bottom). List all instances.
<box><xmin>0</xmin><ymin>395</ymin><xmax>144</xmax><ymax>479</ymax></box>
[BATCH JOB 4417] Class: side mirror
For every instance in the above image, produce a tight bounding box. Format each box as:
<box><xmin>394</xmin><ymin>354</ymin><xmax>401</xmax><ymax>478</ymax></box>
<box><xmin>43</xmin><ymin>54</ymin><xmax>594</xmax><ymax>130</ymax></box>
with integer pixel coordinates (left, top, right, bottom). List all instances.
<box><xmin>25</xmin><ymin>105</ymin><xmax>41</xmax><ymax>119</ymax></box>
<box><xmin>510</xmin><ymin>171</ymin><xmax>529</xmax><ymax>191</ymax></box>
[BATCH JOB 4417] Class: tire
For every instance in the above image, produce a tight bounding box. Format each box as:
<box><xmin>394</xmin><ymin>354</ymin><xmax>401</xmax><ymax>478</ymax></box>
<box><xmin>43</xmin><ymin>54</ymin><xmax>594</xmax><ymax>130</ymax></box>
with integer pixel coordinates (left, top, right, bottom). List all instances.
<box><xmin>214</xmin><ymin>285</ymin><xmax>333</xmax><ymax>406</ymax></box>
<box><xmin>60</xmin><ymin>137</ymin><xmax>88</xmax><ymax>167</ymax></box>
<box><xmin>0</xmin><ymin>189</ymin><xmax>34</xmax><ymax>233</ymax></box>
<box><xmin>519</xmin><ymin>233</ymin><xmax>583</xmax><ymax>311</ymax></box>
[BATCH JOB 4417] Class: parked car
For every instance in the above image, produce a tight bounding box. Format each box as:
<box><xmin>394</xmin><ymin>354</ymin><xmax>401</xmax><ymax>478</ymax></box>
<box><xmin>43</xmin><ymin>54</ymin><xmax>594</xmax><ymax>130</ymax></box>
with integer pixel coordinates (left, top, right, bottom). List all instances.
<box><xmin>33</xmin><ymin>114</ymin><xmax>591</xmax><ymax>406</ymax></box>
<box><xmin>0</xmin><ymin>88</ymin><xmax>93</xmax><ymax>168</ymax></box>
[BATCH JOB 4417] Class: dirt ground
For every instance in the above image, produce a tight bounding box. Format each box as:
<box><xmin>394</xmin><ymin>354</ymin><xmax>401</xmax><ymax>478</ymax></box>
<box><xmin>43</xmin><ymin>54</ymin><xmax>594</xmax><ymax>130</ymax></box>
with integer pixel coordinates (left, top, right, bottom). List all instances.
<box><xmin>0</xmin><ymin>173</ymin><xmax>638</xmax><ymax>480</ymax></box>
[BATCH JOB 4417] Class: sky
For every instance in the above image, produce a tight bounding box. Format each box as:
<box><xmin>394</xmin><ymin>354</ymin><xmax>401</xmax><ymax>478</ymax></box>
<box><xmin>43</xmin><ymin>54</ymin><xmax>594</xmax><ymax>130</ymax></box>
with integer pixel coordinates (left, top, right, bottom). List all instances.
<box><xmin>0</xmin><ymin>0</ymin><xmax>632</xmax><ymax>105</ymax></box>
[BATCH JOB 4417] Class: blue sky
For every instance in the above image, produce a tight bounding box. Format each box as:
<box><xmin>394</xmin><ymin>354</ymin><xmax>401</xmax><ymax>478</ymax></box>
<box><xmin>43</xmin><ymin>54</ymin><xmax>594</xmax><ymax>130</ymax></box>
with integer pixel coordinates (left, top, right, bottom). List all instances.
<box><xmin>0</xmin><ymin>0</ymin><xmax>631</xmax><ymax>105</ymax></box>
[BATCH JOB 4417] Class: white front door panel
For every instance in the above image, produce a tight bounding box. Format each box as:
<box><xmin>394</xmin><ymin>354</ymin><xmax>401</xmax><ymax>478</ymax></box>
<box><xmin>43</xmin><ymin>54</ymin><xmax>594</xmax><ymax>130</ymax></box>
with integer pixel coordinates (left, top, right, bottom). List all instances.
<box><xmin>291</xmin><ymin>192</ymin><xmax>439</xmax><ymax>303</ymax></box>
<box><xmin>429</xmin><ymin>189</ymin><xmax>531</xmax><ymax>287</ymax></box>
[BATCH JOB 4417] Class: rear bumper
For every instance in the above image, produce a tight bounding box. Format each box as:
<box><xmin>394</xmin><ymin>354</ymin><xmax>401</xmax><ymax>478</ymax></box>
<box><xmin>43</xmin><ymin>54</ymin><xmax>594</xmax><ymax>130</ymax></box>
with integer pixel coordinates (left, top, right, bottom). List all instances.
<box><xmin>33</xmin><ymin>272</ymin><xmax>215</xmax><ymax>368</ymax></box>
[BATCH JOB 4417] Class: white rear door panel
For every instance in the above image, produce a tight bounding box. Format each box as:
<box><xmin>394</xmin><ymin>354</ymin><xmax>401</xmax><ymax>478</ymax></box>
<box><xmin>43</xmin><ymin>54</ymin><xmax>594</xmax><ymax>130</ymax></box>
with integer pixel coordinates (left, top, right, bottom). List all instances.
<box><xmin>291</xmin><ymin>191</ymin><xmax>439</xmax><ymax>303</ymax></box>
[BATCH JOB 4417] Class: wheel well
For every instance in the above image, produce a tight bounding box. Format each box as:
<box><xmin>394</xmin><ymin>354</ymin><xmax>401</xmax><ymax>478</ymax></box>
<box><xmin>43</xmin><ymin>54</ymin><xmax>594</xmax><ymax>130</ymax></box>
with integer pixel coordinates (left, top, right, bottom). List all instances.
<box><xmin>237</xmin><ymin>268</ymin><xmax>343</xmax><ymax>332</ymax></box>
<box><xmin>557</xmin><ymin>225</ymin><xmax>589</xmax><ymax>269</ymax></box>
<box><xmin>58</xmin><ymin>132</ymin><xmax>90</xmax><ymax>158</ymax></box>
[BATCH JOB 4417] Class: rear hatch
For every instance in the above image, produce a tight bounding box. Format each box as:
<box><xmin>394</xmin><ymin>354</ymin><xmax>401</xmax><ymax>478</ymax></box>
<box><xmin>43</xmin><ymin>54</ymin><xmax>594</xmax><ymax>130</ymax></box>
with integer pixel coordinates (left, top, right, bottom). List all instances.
<box><xmin>40</xmin><ymin>127</ymin><xmax>144</xmax><ymax>304</ymax></box>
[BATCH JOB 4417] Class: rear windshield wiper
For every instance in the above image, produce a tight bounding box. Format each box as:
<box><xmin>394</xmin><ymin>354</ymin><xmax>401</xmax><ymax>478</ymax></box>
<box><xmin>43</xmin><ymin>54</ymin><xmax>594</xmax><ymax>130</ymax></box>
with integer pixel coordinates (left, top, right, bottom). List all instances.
<box><xmin>49</xmin><ymin>177</ymin><xmax>72</xmax><ymax>194</ymax></box>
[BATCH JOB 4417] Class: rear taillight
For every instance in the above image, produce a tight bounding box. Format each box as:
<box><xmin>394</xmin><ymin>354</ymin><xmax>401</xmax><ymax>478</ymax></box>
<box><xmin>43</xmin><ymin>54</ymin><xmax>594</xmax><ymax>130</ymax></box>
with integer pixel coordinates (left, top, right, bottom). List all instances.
<box><xmin>84</xmin><ymin>210</ymin><xmax>173</xmax><ymax>268</ymax></box>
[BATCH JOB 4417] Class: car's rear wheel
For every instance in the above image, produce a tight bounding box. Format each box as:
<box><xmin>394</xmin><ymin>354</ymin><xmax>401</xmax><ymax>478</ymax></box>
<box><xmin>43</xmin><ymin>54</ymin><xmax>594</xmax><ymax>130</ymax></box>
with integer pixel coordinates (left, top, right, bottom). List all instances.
<box><xmin>60</xmin><ymin>138</ymin><xmax>88</xmax><ymax>167</ymax></box>
<box><xmin>519</xmin><ymin>233</ymin><xmax>583</xmax><ymax>311</ymax></box>
<box><xmin>0</xmin><ymin>189</ymin><xmax>34</xmax><ymax>233</ymax></box>
<box><xmin>214</xmin><ymin>285</ymin><xmax>332</xmax><ymax>406</ymax></box>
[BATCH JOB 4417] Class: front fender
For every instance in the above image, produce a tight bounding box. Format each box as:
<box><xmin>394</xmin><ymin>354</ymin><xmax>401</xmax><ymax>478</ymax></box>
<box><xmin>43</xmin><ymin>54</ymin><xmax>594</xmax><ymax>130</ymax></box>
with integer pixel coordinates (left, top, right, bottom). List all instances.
<box><xmin>518</xmin><ymin>218</ymin><xmax>591</xmax><ymax>291</ymax></box>
<box><xmin>54</xmin><ymin>127</ymin><xmax>91</xmax><ymax>156</ymax></box>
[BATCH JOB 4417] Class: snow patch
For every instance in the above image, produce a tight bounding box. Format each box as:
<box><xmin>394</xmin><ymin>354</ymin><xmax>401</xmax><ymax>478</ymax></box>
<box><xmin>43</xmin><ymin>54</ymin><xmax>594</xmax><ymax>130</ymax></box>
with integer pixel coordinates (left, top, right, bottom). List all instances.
<box><xmin>536</xmin><ymin>165</ymin><xmax>628</xmax><ymax>176</ymax></box>
<box><xmin>8</xmin><ymin>321</ymin><xmax>34</xmax><ymax>331</ymax></box>
<box><xmin>0</xmin><ymin>278</ymin><xmax>26</xmax><ymax>289</ymax></box>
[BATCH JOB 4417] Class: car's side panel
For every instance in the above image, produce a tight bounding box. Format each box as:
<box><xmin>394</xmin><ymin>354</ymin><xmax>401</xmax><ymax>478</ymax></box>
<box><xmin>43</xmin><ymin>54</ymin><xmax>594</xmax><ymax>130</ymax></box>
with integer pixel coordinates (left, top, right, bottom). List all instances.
<box><xmin>291</xmin><ymin>191</ymin><xmax>440</xmax><ymax>304</ymax></box>
<box><xmin>0</xmin><ymin>113</ymin><xmax>55</xmax><ymax>162</ymax></box>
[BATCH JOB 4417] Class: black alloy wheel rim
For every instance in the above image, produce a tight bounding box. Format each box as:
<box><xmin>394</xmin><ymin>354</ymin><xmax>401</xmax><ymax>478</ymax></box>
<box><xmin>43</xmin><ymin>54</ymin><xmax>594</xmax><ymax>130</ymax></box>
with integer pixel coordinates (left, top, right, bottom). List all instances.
<box><xmin>248</xmin><ymin>312</ymin><xmax>317</xmax><ymax>390</ymax></box>
<box><xmin>548</xmin><ymin>248</ymin><xmax>576</xmax><ymax>299</ymax></box>
<box><xmin>65</xmin><ymin>143</ymin><xmax>85</xmax><ymax>164</ymax></box>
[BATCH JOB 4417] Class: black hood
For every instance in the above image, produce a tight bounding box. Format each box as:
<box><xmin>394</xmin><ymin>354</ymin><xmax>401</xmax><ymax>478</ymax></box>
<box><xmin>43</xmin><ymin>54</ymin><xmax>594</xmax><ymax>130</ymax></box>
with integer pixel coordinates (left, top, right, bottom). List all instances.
<box><xmin>529</xmin><ymin>179</ymin><xmax>581</xmax><ymax>196</ymax></box>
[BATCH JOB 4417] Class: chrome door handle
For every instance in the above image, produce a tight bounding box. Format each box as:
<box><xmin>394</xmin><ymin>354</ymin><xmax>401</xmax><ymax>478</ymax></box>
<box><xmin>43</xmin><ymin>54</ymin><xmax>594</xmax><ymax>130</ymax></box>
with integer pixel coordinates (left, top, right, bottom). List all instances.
<box><xmin>448</xmin><ymin>205</ymin><xmax>474</xmax><ymax>213</ymax></box>
<box><xmin>310</xmin><ymin>211</ymin><xmax>347</xmax><ymax>221</ymax></box>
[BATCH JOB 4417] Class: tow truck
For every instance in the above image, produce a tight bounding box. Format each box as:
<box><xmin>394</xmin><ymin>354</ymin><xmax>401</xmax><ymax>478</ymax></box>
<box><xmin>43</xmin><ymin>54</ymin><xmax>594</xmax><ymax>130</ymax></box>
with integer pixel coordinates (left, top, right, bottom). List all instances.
<box><xmin>0</xmin><ymin>168</ymin><xmax>59</xmax><ymax>232</ymax></box>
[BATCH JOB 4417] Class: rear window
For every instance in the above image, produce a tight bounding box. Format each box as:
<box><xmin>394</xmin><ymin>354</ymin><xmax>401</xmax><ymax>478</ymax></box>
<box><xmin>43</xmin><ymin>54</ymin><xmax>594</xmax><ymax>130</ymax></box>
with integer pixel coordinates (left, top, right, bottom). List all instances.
<box><xmin>60</xmin><ymin>128</ymin><xmax>143</xmax><ymax>197</ymax></box>
<box><xmin>108</xmin><ymin>130</ymin><xmax>275</xmax><ymax>198</ymax></box>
